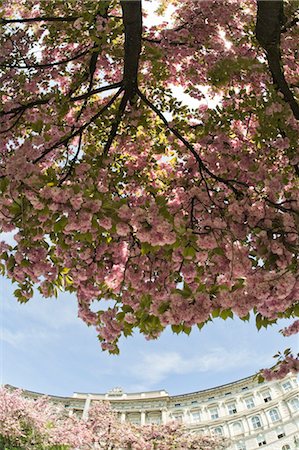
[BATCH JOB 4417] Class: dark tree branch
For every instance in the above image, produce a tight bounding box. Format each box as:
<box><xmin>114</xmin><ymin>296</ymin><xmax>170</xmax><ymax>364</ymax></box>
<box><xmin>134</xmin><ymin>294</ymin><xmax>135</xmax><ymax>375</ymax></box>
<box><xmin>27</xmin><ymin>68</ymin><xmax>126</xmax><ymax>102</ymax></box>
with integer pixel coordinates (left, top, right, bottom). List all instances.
<box><xmin>102</xmin><ymin>92</ymin><xmax>129</xmax><ymax>159</ymax></box>
<box><xmin>137</xmin><ymin>89</ymin><xmax>245</xmax><ymax>196</ymax></box>
<box><xmin>59</xmin><ymin>130</ymin><xmax>84</xmax><ymax>185</ymax></box>
<box><xmin>32</xmin><ymin>88</ymin><xmax>123</xmax><ymax>164</ymax></box>
<box><xmin>0</xmin><ymin>83</ymin><xmax>122</xmax><ymax>121</ymax></box>
<box><xmin>0</xmin><ymin>16</ymin><xmax>79</xmax><ymax>25</ymax></box>
<box><xmin>120</xmin><ymin>0</ymin><xmax>142</xmax><ymax>102</ymax></box>
<box><xmin>0</xmin><ymin>48</ymin><xmax>91</xmax><ymax>70</ymax></box>
<box><xmin>256</xmin><ymin>0</ymin><xmax>299</xmax><ymax>120</ymax></box>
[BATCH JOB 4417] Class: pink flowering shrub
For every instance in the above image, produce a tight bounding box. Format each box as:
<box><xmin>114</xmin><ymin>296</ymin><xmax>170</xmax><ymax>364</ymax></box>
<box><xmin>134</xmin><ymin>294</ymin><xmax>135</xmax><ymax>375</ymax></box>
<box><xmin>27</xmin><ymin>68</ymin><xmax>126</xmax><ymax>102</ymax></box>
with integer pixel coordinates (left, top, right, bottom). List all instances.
<box><xmin>0</xmin><ymin>388</ymin><xmax>227</xmax><ymax>449</ymax></box>
<box><xmin>0</xmin><ymin>387</ymin><xmax>92</xmax><ymax>449</ymax></box>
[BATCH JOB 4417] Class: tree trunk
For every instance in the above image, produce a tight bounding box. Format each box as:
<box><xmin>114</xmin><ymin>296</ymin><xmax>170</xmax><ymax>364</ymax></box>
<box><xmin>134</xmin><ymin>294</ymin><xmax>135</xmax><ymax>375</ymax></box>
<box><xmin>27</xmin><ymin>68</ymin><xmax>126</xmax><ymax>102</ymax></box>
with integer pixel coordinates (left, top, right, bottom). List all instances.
<box><xmin>256</xmin><ymin>0</ymin><xmax>299</xmax><ymax>119</ymax></box>
<box><xmin>120</xmin><ymin>0</ymin><xmax>142</xmax><ymax>102</ymax></box>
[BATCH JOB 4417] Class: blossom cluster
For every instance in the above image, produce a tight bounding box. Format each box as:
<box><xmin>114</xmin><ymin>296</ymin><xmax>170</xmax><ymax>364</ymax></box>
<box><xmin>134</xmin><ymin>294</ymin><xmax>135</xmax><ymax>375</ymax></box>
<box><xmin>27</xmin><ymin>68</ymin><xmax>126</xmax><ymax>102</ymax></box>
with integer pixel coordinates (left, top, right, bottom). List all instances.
<box><xmin>0</xmin><ymin>0</ymin><xmax>298</xmax><ymax>373</ymax></box>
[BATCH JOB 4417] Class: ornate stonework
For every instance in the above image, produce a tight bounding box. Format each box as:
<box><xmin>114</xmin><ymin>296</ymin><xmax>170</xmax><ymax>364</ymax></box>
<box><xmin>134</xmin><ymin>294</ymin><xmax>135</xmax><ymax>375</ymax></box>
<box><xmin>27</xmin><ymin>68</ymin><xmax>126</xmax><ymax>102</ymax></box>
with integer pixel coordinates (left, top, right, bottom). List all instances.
<box><xmin>5</xmin><ymin>374</ymin><xmax>299</xmax><ymax>450</ymax></box>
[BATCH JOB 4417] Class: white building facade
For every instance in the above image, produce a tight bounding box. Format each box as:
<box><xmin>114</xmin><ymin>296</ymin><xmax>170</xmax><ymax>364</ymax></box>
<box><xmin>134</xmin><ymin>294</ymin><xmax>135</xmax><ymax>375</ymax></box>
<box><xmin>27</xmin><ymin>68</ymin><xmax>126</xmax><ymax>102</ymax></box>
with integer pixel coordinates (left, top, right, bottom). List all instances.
<box><xmin>7</xmin><ymin>374</ymin><xmax>299</xmax><ymax>450</ymax></box>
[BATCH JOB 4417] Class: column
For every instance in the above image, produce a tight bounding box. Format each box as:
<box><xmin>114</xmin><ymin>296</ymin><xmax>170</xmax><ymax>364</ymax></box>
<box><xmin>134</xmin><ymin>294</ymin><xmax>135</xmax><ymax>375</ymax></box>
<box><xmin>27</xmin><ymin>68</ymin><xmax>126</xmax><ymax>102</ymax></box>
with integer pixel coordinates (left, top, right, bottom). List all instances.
<box><xmin>261</xmin><ymin>409</ymin><xmax>270</xmax><ymax>428</ymax></box>
<box><xmin>218</xmin><ymin>402</ymin><xmax>227</xmax><ymax>418</ymax></box>
<box><xmin>82</xmin><ymin>396</ymin><xmax>91</xmax><ymax>420</ymax></box>
<box><xmin>141</xmin><ymin>411</ymin><xmax>146</xmax><ymax>426</ymax></box>
<box><xmin>121</xmin><ymin>412</ymin><xmax>126</xmax><ymax>423</ymax></box>
<box><xmin>242</xmin><ymin>417</ymin><xmax>251</xmax><ymax>435</ymax></box>
<box><xmin>183</xmin><ymin>408</ymin><xmax>190</xmax><ymax>424</ymax></box>
<box><xmin>162</xmin><ymin>409</ymin><xmax>168</xmax><ymax>424</ymax></box>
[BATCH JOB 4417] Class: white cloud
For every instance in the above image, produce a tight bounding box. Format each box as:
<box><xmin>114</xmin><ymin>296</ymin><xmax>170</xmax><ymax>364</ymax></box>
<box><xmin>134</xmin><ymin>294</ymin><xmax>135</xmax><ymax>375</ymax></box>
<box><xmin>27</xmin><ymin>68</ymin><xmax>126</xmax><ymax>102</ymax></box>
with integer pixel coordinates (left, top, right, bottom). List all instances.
<box><xmin>0</xmin><ymin>327</ymin><xmax>56</xmax><ymax>348</ymax></box>
<box><xmin>130</xmin><ymin>348</ymin><xmax>271</xmax><ymax>387</ymax></box>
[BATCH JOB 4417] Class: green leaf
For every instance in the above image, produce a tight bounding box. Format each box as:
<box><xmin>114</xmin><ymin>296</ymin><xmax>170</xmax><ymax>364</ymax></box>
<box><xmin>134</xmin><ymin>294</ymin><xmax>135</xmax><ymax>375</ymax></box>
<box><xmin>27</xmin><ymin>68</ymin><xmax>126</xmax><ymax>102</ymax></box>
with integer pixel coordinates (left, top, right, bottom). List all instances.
<box><xmin>171</xmin><ymin>324</ymin><xmax>182</xmax><ymax>334</ymax></box>
<box><xmin>220</xmin><ymin>309</ymin><xmax>234</xmax><ymax>320</ymax></box>
<box><xmin>183</xmin><ymin>325</ymin><xmax>192</xmax><ymax>335</ymax></box>
<box><xmin>183</xmin><ymin>246</ymin><xmax>196</xmax><ymax>259</ymax></box>
<box><xmin>53</xmin><ymin>216</ymin><xmax>68</xmax><ymax>233</ymax></box>
<box><xmin>212</xmin><ymin>308</ymin><xmax>220</xmax><ymax>318</ymax></box>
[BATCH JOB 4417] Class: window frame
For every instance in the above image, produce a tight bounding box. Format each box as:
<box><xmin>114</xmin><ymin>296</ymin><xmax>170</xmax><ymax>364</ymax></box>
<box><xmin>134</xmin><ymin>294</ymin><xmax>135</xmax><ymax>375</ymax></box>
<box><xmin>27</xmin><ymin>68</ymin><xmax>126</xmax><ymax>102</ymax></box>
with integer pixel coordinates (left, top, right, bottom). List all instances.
<box><xmin>269</xmin><ymin>408</ymin><xmax>280</xmax><ymax>422</ymax></box>
<box><xmin>245</xmin><ymin>397</ymin><xmax>255</xmax><ymax>409</ymax></box>
<box><xmin>251</xmin><ymin>415</ymin><xmax>262</xmax><ymax>429</ymax></box>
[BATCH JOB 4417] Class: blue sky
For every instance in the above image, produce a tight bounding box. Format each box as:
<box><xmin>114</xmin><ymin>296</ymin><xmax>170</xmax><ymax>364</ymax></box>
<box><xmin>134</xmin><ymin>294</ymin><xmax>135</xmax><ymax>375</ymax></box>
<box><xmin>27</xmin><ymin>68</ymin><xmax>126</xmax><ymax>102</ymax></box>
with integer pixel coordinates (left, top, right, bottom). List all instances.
<box><xmin>1</xmin><ymin>273</ymin><xmax>297</xmax><ymax>397</ymax></box>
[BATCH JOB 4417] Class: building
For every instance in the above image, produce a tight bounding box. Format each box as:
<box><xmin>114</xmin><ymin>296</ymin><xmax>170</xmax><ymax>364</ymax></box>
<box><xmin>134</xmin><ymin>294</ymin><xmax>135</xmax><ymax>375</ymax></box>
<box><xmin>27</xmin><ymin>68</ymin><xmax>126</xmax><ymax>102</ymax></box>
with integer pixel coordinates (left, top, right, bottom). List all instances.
<box><xmin>5</xmin><ymin>374</ymin><xmax>299</xmax><ymax>450</ymax></box>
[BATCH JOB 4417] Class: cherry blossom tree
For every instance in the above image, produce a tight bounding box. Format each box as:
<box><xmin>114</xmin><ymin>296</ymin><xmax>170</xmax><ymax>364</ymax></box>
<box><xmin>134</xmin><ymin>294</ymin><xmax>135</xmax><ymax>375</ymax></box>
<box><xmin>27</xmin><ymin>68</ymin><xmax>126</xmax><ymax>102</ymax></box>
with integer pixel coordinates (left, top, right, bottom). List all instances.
<box><xmin>0</xmin><ymin>387</ymin><xmax>93</xmax><ymax>449</ymax></box>
<box><xmin>0</xmin><ymin>0</ymin><xmax>298</xmax><ymax>377</ymax></box>
<box><xmin>0</xmin><ymin>387</ymin><xmax>228</xmax><ymax>449</ymax></box>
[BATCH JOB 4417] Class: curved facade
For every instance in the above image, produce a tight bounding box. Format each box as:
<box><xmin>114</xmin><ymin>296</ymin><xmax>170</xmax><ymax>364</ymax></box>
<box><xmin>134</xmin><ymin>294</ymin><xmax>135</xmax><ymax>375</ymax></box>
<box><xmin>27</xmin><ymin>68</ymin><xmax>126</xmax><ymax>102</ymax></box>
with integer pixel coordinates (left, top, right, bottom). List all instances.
<box><xmin>6</xmin><ymin>374</ymin><xmax>299</xmax><ymax>450</ymax></box>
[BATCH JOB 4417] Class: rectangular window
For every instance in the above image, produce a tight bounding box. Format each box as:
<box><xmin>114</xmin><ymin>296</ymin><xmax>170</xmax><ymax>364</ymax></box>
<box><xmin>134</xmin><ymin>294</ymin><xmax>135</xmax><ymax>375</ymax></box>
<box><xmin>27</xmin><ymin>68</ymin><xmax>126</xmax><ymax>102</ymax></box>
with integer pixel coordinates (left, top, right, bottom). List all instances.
<box><xmin>277</xmin><ymin>432</ymin><xmax>286</xmax><ymax>439</ymax></box>
<box><xmin>174</xmin><ymin>403</ymin><xmax>181</xmax><ymax>407</ymax></box>
<box><xmin>175</xmin><ymin>415</ymin><xmax>183</xmax><ymax>422</ymax></box>
<box><xmin>245</xmin><ymin>397</ymin><xmax>255</xmax><ymax>409</ymax></box>
<box><xmin>262</xmin><ymin>391</ymin><xmax>272</xmax><ymax>403</ymax></box>
<box><xmin>257</xmin><ymin>436</ymin><xmax>267</xmax><ymax>447</ymax></box>
<box><xmin>282</xmin><ymin>381</ymin><xmax>292</xmax><ymax>391</ymax></box>
<box><xmin>210</xmin><ymin>408</ymin><xmax>219</xmax><ymax>420</ymax></box>
<box><xmin>228</xmin><ymin>403</ymin><xmax>237</xmax><ymax>415</ymax></box>
<box><xmin>191</xmin><ymin>411</ymin><xmax>200</xmax><ymax>422</ymax></box>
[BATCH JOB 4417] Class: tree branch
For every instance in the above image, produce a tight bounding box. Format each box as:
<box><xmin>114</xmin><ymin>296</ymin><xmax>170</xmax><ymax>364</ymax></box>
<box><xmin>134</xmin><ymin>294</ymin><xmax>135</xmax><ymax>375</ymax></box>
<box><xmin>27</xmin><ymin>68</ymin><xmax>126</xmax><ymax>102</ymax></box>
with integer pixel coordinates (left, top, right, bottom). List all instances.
<box><xmin>137</xmin><ymin>89</ymin><xmax>245</xmax><ymax>196</ymax></box>
<box><xmin>256</xmin><ymin>0</ymin><xmax>299</xmax><ymax>120</ymax></box>
<box><xmin>0</xmin><ymin>16</ymin><xmax>79</xmax><ymax>25</ymax></box>
<box><xmin>0</xmin><ymin>48</ymin><xmax>91</xmax><ymax>70</ymax></box>
<box><xmin>32</xmin><ymin>88</ymin><xmax>123</xmax><ymax>164</ymax></box>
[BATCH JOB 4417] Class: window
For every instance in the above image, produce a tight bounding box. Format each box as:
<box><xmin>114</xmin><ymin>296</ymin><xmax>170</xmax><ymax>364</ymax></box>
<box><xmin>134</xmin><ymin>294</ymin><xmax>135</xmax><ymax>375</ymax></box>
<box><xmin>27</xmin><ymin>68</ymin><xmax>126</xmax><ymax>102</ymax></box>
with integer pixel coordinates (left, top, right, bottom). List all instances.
<box><xmin>262</xmin><ymin>391</ymin><xmax>272</xmax><ymax>403</ymax></box>
<box><xmin>282</xmin><ymin>445</ymin><xmax>290</xmax><ymax>450</ymax></box>
<box><xmin>128</xmin><ymin>415</ymin><xmax>140</xmax><ymax>424</ymax></box>
<box><xmin>232</xmin><ymin>422</ymin><xmax>243</xmax><ymax>436</ymax></box>
<box><xmin>289</xmin><ymin>397</ymin><xmax>299</xmax><ymax>411</ymax></box>
<box><xmin>242</xmin><ymin>386</ymin><xmax>248</xmax><ymax>391</ymax></box>
<box><xmin>209</xmin><ymin>407</ymin><xmax>219</xmax><ymax>420</ymax></box>
<box><xmin>227</xmin><ymin>403</ymin><xmax>237</xmax><ymax>415</ymax></box>
<box><xmin>191</xmin><ymin>400</ymin><xmax>198</xmax><ymax>404</ymax></box>
<box><xmin>236</xmin><ymin>443</ymin><xmax>246</xmax><ymax>450</ymax></box>
<box><xmin>251</xmin><ymin>415</ymin><xmax>262</xmax><ymax>429</ymax></box>
<box><xmin>282</xmin><ymin>381</ymin><xmax>292</xmax><ymax>391</ymax></box>
<box><xmin>277</xmin><ymin>432</ymin><xmax>286</xmax><ymax>439</ymax></box>
<box><xmin>269</xmin><ymin>408</ymin><xmax>280</xmax><ymax>422</ymax></box>
<box><xmin>257</xmin><ymin>435</ymin><xmax>267</xmax><ymax>447</ymax></box>
<box><xmin>172</xmin><ymin>414</ymin><xmax>183</xmax><ymax>422</ymax></box>
<box><xmin>148</xmin><ymin>416</ymin><xmax>161</xmax><ymax>424</ymax></box>
<box><xmin>245</xmin><ymin>397</ymin><xmax>255</xmax><ymax>409</ymax></box>
<box><xmin>213</xmin><ymin>427</ymin><xmax>223</xmax><ymax>436</ymax></box>
<box><xmin>191</xmin><ymin>411</ymin><xmax>200</xmax><ymax>422</ymax></box>
<box><xmin>174</xmin><ymin>403</ymin><xmax>181</xmax><ymax>407</ymax></box>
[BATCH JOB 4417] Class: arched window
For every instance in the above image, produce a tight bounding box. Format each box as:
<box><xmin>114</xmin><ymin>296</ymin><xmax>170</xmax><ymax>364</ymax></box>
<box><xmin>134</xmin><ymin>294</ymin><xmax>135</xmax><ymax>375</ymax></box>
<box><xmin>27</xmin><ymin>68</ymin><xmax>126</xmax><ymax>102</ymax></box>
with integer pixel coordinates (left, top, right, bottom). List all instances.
<box><xmin>213</xmin><ymin>426</ymin><xmax>223</xmax><ymax>436</ymax></box>
<box><xmin>269</xmin><ymin>408</ymin><xmax>280</xmax><ymax>422</ymax></box>
<box><xmin>282</xmin><ymin>445</ymin><xmax>290</xmax><ymax>450</ymax></box>
<box><xmin>251</xmin><ymin>415</ymin><xmax>262</xmax><ymax>429</ymax></box>
<box><xmin>232</xmin><ymin>422</ymin><xmax>243</xmax><ymax>435</ymax></box>
<box><xmin>289</xmin><ymin>397</ymin><xmax>299</xmax><ymax>411</ymax></box>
